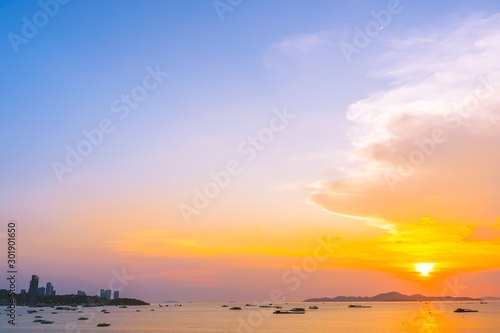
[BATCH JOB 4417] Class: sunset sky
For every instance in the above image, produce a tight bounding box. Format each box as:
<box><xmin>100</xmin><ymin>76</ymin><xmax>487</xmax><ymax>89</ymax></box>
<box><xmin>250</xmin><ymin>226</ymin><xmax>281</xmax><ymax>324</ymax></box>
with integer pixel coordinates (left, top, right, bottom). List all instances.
<box><xmin>1</xmin><ymin>0</ymin><xmax>500</xmax><ymax>303</ymax></box>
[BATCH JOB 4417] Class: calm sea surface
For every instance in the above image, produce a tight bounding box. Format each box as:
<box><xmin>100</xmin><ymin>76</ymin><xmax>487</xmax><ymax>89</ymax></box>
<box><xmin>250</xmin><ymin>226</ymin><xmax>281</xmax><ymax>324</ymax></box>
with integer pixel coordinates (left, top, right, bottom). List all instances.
<box><xmin>1</xmin><ymin>301</ymin><xmax>499</xmax><ymax>332</ymax></box>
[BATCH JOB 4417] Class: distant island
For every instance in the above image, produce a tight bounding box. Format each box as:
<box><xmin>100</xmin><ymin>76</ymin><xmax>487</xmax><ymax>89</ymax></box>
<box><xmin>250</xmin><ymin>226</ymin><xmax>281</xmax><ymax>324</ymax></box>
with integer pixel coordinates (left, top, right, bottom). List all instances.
<box><xmin>163</xmin><ymin>300</ymin><xmax>179</xmax><ymax>303</ymax></box>
<box><xmin>481</xmin><ymin>296</ymin><xmax>500</xmax><ymax>300</ymax></box>
<box><xmin>304</xmin><ymin>291</ymin><xmax>483</xmax><ymax>302</ymax></box>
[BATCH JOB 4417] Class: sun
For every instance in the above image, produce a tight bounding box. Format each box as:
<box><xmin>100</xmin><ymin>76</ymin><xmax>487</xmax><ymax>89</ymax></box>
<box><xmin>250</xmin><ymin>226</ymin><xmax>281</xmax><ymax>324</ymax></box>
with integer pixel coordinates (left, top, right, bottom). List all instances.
<box><xmin>414</xmin><ymin>263</ymin><xmax>436</xmax><ymax>277</ymax></box>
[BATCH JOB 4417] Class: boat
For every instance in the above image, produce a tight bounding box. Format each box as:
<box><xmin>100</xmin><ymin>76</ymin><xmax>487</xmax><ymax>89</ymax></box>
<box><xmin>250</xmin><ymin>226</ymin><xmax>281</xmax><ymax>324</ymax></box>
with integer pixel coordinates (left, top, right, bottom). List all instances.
<box><xmin>33</xmin><ymin>319</ymin><xmax>43</xmax><ymax>322</ymax></box>
<box><xmin>78</xmin><ymin>317</ymin><xmax>89</xmax><ymax>320</ymax></box>
<box><xmin>97</xmin><ymin>323</ymin><xmax>111</xmax><ymax>327</ymax></box>
<box><xmin>221</xmin><ymin>305</ymin><xmax>229</xmax><ymax>307</ymax></box>
<box><xmin>481</xmin><ymin>301</ymin><xmax>488</xmax><ymax>304</ymax></box>
<box><xmin>119</xmin><ymin>305</ymin><xmax>128</xmax><ymax>308</ymax></box>
<box><xmin>273</xmin><ymin>308</ymin><xmax>306</xmax><ymax>314</ymax></box>
<box><xmin>229</xmin><ymin>307</ymin><xmax>242</xmax><ymax>310</ymax></box>
<box><xmin>349</xmin><ymin>305</ymin><xmax>371</xmax><ymax>308</ymax></box>
<box><xmin>27</xmin><ymin>310</ymin><xmax>38</xmax><ymax>314</ymax></box>
<box><xmin>34</xmin><ymin>315</ymin><xmax>43</xmax><ymax>318</ymax></box>
<box><xmin>136</xmin><ymin>310</ymin><xmax>141</xmax><ymax>312</ymax></box>
<box><xmin>52</xmin><ymin>312</ymin><xmax>58</xmax><ymax>314</ymax></box>
<box><xmin>40</xmin><ymin>320</ymin><xmax>54</xmax><ymax>324</ymax></box>
<box><xmin>308</xmin><ymin>306</ymin><xmax>319</xmax><ymax>309</ymax></box>
<box><xmin>454</xmin><ymin>308</ymin><xmax>478</xmax><ymax>313</ymax></box>
<box><xmin>151</xmin><ymin>309</ymin><xmax>155</xmax><ymax>311</ymax></box>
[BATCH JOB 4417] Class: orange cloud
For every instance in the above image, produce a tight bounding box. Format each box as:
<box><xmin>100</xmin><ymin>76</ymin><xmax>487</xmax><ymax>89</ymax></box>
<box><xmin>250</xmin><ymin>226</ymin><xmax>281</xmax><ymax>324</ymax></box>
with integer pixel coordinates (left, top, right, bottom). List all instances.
<box><xmin>310</xmin><ymin>13</ymin><xmax>500</xmax><ymax>281</ymax></box>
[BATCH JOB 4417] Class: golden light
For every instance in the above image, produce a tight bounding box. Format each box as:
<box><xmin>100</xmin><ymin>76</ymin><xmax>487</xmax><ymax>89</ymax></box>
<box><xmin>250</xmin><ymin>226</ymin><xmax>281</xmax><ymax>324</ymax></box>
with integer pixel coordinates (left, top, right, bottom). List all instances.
<box><xmin>413</xmin><ymin>263</ymin><xmax>436</xmax><ymax>277</ymax></box>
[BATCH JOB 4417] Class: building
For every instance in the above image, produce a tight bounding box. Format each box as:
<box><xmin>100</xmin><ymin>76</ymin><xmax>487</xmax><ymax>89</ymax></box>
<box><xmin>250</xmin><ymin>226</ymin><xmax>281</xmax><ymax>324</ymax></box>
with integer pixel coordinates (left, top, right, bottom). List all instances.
<box><xmin>113</xmin><ymin>290</ymin><xmax>119</xmax><ymax>300</ymax></box>
<box><xmin>28</xmin><ymin>275</ymin><xmax>39</xmax><ymax>305</ymax></box>
<box><xmin>77</xmin><ymin>290</ymin><xmax>86</xmax><ymax>296</ymax></box>
<box><xmin>100</xmin><ymin>289</ymin><xmax>105</xmax><ymax>298</ymax></box>
<box><xmin>105</xmin><ymin>289</ymin><xmax>112</xmax><ymax>300</ymax></box>
<box><xmin>38</xmin><ymin>287</ymin><xmax>46</xmax><ymax>296</ymax></box>
<box><xmin>19</xmin><ymin>289</ymin><xmax>27</xmax><ymax>305</ymax></box>
<box><xmin>46</xmin><ymin>282</ymin><xmax>53</xmax><ymax>296</ymax></box>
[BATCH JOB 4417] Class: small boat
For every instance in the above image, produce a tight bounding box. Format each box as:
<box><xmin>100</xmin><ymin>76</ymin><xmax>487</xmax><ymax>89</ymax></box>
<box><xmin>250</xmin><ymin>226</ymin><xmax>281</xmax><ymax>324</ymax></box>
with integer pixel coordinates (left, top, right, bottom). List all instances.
<box><xmin>40</xmin><ymin>320</ymin><xmax>54</xmax><ymax>324</ymax></box>
<box><xmin>349</xmin><ymin>305</ymin><xmax>371</xmax><ymax>308</ymax></box>
<box><xmin>454</xmin><ymin>308</ymin><xmax>478</xmax><ymax>313</ymax></box>
<box><xmin>480</xmin><ymin>301</ymin><xmax>488</xmax><ymax>304</ymax></box>
<box><xmin>151</xmin><ymin>309</ymin><xmax>155</xmax><ymax>311</ymax></box>
<box><xmin>136</xmin><ymin>310</ymin><xmax>141</xmax><ymax>312</ymax></box>
<box><xmin>52</xmin><ymin>312</ymin><xmax>58</xmax><ymax>314</ymax></box>
<box><xmin>221</xmin><ymin>305</ymin><xmax>229</xmax><ymax>307</ymax></box>
<box><xmin>119</xmin><ymin>305</ymin><xmax>128</xmax><ymax>308</ymax></box>
<box><xmin>78</xmin><ymin>317</ymin><xmax>89</xmax><ymax>320</ymax></box>
<box><xmin>274</xmin><ymin>308</ymin><xmax>305</xmax><ymax>314</ymax></box>
<box><xmin>229</xmin><ymin>307</ymin><xmax>242</xmax><ymax>310</ymax></box>
<box><xmin>77</xmin><ymin>311</ymin><xmax>83</xmax><ymax>313</ymax></box>
<box><xmin>27</xmin><ymin>310</ymin><xmax>38</xmax><ymax>314</ymax></box>
<box><xmin>97</xmin><ymin>323</ymin><xmax>111</xmax><ymax>327</ymax></box>
<box><xmin>245</xmin><ymin>304</ymin><xmax>256</xmax><ymax>307</ymax></box>
<box><xmin>308</xmin><ymin>306</ymin><xmax>319</xmax><ymax>309</ymax></box>
<box><xmin>34</xmin><ymin>315</ymin><xmax>43</xmax><ymax>318</ymax></box>
<box><xmin>33</xmin><ymin>319</ymin><xmax>43</xmax><ymax>322</ymax></box>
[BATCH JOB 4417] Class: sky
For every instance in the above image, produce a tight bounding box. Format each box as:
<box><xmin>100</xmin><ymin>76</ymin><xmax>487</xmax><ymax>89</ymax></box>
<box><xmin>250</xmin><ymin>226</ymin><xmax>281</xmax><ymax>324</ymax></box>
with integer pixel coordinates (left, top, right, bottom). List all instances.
<box><xmin>1</xmin><ymin>0</ymin><xmax>500</xmax><ymax>303</ymax></box>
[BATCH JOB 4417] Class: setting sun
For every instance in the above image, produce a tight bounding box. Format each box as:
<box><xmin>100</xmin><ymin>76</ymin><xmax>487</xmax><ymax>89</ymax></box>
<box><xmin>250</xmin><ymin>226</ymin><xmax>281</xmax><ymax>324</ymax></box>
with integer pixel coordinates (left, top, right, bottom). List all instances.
<box><xmin>414</xmin><ymin>263</ymin><xmax>437</xmax><ymax>277</ymax></box>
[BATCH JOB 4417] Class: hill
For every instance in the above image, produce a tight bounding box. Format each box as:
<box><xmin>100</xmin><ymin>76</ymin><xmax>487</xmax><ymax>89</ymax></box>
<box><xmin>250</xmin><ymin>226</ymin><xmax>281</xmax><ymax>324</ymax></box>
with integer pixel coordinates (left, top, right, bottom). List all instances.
<box><xmin>304</xmin><ymin>291</ymin><xmax>482</xmax><ymax>302</ymax></box>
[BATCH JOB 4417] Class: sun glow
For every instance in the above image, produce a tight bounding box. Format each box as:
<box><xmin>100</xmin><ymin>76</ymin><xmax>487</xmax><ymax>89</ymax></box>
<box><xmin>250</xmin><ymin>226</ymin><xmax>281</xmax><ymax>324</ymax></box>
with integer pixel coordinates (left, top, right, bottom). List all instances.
<box><xmin>414</xmin><ymin>263</ymin><xmax>436</xmax><ymax>277</ymax></box>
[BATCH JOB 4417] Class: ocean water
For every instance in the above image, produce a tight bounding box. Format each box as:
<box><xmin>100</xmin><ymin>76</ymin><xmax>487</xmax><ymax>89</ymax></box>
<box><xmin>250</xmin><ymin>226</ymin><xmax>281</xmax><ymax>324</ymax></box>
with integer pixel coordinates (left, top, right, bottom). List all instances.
<box><xmin>1</xmin><ymin>301</ymin><xmax>499</xmax><ymax>332</ymax></box>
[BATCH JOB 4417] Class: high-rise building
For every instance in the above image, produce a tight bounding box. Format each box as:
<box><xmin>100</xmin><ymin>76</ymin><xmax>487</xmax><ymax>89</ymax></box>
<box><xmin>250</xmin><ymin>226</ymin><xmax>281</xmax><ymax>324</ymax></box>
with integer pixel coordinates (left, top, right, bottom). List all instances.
<box><xmin>19</xmin><ymin>289</ymin><xmax>27</xmax><ymax>305</ymax></box>
<box><xmin>100</xmin><ymin>289</ymin><xmax>105</xmax><ymax>298</ymax></box>
<box><xmin>38</xmin><ymin>287</ymin><xmax>45</xmax><ymax>296</ymax></box>
<box><xmin>113</xmin><ymin>290</ymin><xmax>119</xmax><ymax>300</ymax></box>
<box><xmin>46</xmin><ymin>282</ymin><xmax>53</xmax><ymax>296</ymax></box>
<box><xmin>77</xmin><ymin>290</ymin><xmax>86</xmax><ymax>296</ymax></box>
<box><xmin>105</xmin><ymin>289</ymin><xmax>112</xmax><ymax>300</ymax></box>
<box><xmin>28</xmin><ymin>275</ymin><xmax>39</xmax><ymax>305</ymax></box>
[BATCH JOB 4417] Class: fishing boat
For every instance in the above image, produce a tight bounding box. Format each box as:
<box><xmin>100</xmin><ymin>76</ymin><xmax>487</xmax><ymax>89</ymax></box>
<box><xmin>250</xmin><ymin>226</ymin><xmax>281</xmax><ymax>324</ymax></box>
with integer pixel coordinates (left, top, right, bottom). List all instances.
<box><xmin>273</xmin><ymin>308</ymin><xmax>305</xmax><ymax>314</ymax></box>
<box><xmin>78</xmin><ymin>317</ymin><xmax>89</xmax><ymax>320</ymax></box>
<box><xmin>229</xmin><ymin>307</ymin><xmax>242</xmax><ymax>310</ymax></box>
<box><xmin>308</xmin><ymin>306</ymin><xmax>319</xmax><ymax>309</ymax></box>
<box><xmin>97</xmin><ymin>323</ymin><xmax>111</xmax><ymax>327</ymax></box>
<box><xmin>349</xmin><ymin>305</ymin><xmax>371</xmax><ymax>308</ymax></box>
<box><xmin>40</xmin><ymin>320</ymin><xmax>54</xmax><ymax>324</ymax></box>
<box><xmin>454</xmin><ymin>308</ymin><xmax>478</xmax><ymax>313</ymax></box>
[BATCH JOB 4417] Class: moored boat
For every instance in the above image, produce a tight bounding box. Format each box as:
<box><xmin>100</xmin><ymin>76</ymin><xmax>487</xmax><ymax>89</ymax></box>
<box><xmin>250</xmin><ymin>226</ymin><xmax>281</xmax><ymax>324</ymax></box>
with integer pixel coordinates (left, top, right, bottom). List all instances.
<box><xmin>349</xmin><ymin>305</ymin><xmax>371</xmax><ymax>308</ymax></box>
<box><xmin>454</xmin><ymin>308</ymin><xmax>478</xmax><ymax>313</ymax></box>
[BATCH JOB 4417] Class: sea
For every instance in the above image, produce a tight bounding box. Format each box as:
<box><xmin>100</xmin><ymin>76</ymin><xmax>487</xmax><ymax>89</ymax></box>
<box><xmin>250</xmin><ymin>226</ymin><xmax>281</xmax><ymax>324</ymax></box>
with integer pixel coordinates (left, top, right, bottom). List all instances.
<box><xmin>1</xmin><ymin>301</ymin><xmax>499</xmax><ymax>332</ymax></box>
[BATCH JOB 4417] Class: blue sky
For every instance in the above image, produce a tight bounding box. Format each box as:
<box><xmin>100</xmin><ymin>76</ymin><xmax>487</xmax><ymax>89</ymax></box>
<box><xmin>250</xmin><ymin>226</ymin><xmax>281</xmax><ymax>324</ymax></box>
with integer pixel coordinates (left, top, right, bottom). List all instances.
<box><xmin>2</xmin><ymin>0</ymin><xmax>500</xmax><ymax>302</ymax></box>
